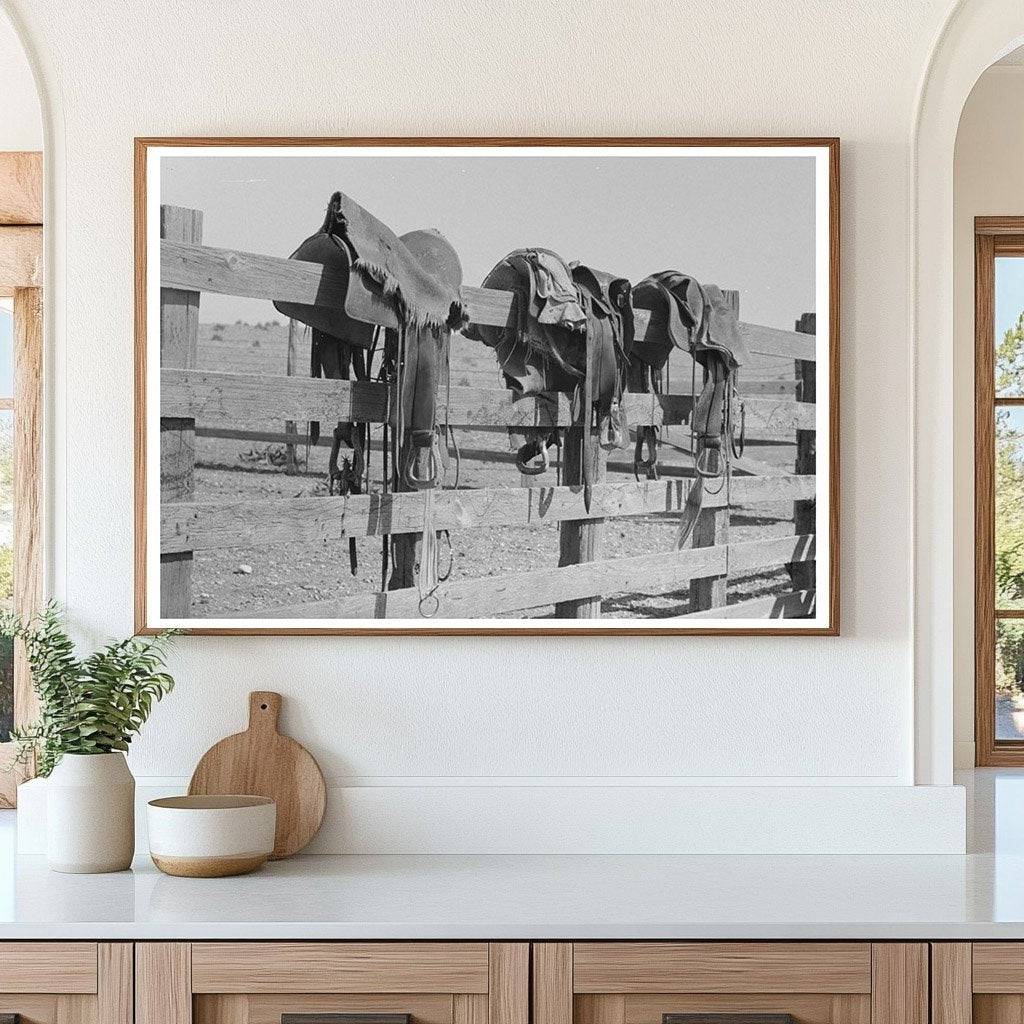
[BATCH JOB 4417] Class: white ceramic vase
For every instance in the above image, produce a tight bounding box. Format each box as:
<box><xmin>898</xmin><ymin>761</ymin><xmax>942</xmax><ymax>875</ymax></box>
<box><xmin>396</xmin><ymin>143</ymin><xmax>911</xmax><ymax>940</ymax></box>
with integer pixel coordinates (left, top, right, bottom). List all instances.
<box><xmin>46</xmin><ymin>752</ymin><xmax>135</xmax><ymax>873</ymax></box>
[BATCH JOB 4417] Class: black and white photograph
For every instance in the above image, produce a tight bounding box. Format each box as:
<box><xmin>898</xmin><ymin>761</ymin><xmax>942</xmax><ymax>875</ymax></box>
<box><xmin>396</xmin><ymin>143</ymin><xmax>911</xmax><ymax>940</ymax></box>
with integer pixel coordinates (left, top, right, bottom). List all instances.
<box><xmin>138</xmin><ymin>140</ymin><xmax>838</xmax><ymax>634</ymax></box>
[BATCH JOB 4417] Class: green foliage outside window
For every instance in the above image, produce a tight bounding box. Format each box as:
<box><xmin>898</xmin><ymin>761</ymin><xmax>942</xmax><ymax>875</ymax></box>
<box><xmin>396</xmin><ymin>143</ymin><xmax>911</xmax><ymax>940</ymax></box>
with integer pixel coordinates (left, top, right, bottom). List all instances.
<box><xmin>996</xmin><ymin>313</ymin><xmax>1024</xmax><ymax>693</ymax></box>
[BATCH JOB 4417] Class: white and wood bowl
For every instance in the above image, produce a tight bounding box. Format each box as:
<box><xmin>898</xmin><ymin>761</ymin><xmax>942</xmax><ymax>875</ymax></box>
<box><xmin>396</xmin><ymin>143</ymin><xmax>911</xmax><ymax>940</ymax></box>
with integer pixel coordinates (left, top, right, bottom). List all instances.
<box><xmin>147</xmin><ymin>795</ymin><xmax>276</xmax><ymax>878</ymax></box>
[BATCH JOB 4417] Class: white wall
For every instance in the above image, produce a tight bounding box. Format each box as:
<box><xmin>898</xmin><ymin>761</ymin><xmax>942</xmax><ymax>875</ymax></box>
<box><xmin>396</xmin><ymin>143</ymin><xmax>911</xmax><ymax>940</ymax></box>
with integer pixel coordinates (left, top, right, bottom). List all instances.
<box><xmin>0</xmin><ymin>0</ymin><xmax>973</xmax><ymax>851</ymax></box>
<box><xmin>952</xmin><ymin>66</ymin><xmax>1024</xmax><ymax>768</ymax></box>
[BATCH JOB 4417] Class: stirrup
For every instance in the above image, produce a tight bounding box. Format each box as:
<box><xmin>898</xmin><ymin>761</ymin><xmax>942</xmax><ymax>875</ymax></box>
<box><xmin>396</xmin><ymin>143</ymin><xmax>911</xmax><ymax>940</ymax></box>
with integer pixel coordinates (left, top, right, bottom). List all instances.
<box><xmin>634</xmin><ymin>428</ymin><xmax>659</xmax><ymax>481</ymax></box>
<box><xmin>403</xmin><ymin>441</ymin><xmax>440</xmax><ymax>490</ymax></box>
<box><xmin>695</xmin><ymin>443</ymin><xmax>725</xmax><ymax>480</ymax></box>
<box><xmin>516</xmin><ymin>439</ymin><xmax>551</xmax><ymax>476</ymax></box>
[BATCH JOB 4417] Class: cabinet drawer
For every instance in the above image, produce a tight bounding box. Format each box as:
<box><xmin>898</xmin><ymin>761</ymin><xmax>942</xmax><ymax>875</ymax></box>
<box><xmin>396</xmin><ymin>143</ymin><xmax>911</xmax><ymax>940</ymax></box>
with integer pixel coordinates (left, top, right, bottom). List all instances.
<box><xmin>0</xmin><ymin>942</ymin><xmax>98</xmax><ymax>993</ymax></box>
<box><xmin>139</xmin><ymin>942</ymin><xmax>528</xmax><ymax>1024</ymax></box>
<box><xmin>533</xmin><ymin>944</ymin><xmax>926</xmax><ymax>1024</ymax></box>
<box><xmin>191</xmin><ymin>943</ymin><xmax>490</xmax><ymax>993</ymax></box>
<box><xmin>572</xmin><ymin>944</ymin><xmax>872</xmax><ymax>994</ymax></box>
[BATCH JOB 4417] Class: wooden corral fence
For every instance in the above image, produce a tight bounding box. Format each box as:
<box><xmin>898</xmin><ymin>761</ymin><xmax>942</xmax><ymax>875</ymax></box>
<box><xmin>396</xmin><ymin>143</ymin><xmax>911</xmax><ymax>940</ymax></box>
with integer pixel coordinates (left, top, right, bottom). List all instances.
<box><xmin>156</xmin><ymin>204</ymin><xmax>818</xmax><ymax>623</ymax></box>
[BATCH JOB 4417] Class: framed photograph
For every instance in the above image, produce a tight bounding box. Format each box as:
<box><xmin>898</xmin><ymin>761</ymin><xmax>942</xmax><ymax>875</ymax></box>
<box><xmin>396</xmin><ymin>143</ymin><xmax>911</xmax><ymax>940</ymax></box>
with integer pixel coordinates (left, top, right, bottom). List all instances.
<box><xmin>135</xmin><ymin>137</ymin><xmax>839</xmax><ymax>635</ymax></box>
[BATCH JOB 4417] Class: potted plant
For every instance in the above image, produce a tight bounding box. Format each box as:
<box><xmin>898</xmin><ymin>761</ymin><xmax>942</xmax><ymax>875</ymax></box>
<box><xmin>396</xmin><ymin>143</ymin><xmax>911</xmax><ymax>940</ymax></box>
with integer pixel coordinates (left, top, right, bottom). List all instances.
<box><xmin>2</xmin><ymin>603</ymin><xmax>177</xmax><ymax>873</ymax></box>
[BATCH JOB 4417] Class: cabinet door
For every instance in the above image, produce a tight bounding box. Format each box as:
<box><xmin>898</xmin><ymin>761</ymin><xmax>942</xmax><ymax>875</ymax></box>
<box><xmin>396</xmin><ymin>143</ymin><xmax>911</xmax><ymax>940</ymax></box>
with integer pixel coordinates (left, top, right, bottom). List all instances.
<box><xmin>0</xmin><ymin>942</ymin><xmax>132</xmax><ymax>1024</ymax></box>
<box><xmin>137</xmin><ymin>943</ymin><xmax>528</xmax><ymax>1024</ymax></box>
<box><xmin>936</xmin><ymin>943</ymin><xmax>1024</xmax><ymax>1024</ymax></box>
<box><xmin>533</xmin><ymin>944</ymin><xmax>927</xmax><ymax>1024</ymax></box>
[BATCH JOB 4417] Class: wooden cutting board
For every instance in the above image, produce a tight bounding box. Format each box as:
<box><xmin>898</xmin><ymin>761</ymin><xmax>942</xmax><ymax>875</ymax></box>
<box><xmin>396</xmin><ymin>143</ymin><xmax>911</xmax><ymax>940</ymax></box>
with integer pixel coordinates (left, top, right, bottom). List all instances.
<box><xmin>188</xmin><ymin>691</ymin><xmax>326</xmax><ymax>859</ymax></box>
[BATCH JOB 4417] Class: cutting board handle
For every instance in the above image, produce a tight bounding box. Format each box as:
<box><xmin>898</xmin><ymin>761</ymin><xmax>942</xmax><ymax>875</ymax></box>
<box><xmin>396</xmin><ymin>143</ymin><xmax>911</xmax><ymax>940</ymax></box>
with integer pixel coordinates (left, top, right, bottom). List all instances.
<box><xmin>248</xmin><ymin>691</ymin><xmax>282</xmax><ymax>734</ymax></box>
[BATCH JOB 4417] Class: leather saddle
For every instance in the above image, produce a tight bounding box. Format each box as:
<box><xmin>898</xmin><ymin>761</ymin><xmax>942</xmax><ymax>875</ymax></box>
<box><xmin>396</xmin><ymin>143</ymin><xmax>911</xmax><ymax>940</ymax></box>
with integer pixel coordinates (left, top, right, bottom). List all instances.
<box><xmin>274</xmin><ymin>190</ymin><xmax>466</xmax><ymax>339</ymax></box>
<box><xmin>465</xmin><ymin>249</ymin><xmax>631</xmax><ymax>502</ymax></box>
<box><xmin>275</xmin><ymin>192</ymin><xmax>465</xmax><ymax>491</ymax></box>
<box><xmin>632</xmin><ymin>271</ymin><xmax>749</xmax><ymax>542</ymax></box>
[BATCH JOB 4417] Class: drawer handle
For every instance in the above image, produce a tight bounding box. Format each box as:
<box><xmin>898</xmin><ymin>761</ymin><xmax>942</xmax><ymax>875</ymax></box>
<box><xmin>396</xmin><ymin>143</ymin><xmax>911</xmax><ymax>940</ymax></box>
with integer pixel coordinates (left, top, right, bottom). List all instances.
<box><xmin>283</xmin><ymin>1016</ymin><xmax>411</xmax><ymax>1024</ymax></box>
<box><xmin>664</xmin><ymin>1016</ymin><xmax>797</xmax><ymax>1024</ymax></box>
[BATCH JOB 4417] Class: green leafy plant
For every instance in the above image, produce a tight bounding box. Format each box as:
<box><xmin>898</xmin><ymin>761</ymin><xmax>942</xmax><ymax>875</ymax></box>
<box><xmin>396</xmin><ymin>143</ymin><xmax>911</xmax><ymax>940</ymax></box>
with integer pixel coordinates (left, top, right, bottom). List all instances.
<box><xmin>1</xmin><ymin>603</ymin><xmax>178</xmax><ymax>777</ymax></box>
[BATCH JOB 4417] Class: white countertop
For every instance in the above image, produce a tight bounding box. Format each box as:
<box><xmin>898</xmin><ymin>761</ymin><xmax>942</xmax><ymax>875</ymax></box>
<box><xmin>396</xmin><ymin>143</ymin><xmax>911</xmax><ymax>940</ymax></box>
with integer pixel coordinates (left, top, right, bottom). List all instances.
<box><xmin>1</xmin><ymin>769</ymin><xmax>1022</xmax><ymax>941</ymax></box>
<box><xmin>1</xmin><ymin>847</ymin><xmax>1023</xmax><ymax>940</ymax></box>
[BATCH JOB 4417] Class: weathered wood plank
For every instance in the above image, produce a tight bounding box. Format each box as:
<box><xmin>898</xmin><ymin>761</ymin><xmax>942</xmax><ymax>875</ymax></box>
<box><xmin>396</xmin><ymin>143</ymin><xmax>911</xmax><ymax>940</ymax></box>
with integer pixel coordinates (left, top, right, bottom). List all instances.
<box><xmin>679</xmin><ymin>589</ymin><xmax>815</xmax><ymax>619</ymax></box>
<box><xmin>255</xmin><ymin>533</ymin><xmax>815</xmax><ymax>620</ymax></box>
<box><xmin>162</xmin><ymin>368</ymin><xmax>391</xmax><ymax>424</ymax></box>
<box><xmin>162</xmin><ymin>475</ymin><xmax>817</xmax><ymax>553</ymax></box>
<box><xmin>742</xmin><ymin>321</ymin><xmax>817</xmax><ymax>361</ymax></box>
<box><xmin>159</xmin><ymin>239</ymin><xmax>816</xmax><ymax>360</ymax></box>
<box><xmin>0</xmin><ymin>225</ymin><xmax>42</xmax><ymax>291</ymax></box>
<box><xmin>162</xmin><ymin>238</ymin><xmax>350</xmax><ymax>308</ymax></box>
<box><xmin>163</xmin><ymin>369</ymin><xmax>811</xmax><ymax>434</ymax></box>
<box><xmin>0</xmin><ymin>152</ymin><xmax>43</xmax><ymax>225</ymax></box>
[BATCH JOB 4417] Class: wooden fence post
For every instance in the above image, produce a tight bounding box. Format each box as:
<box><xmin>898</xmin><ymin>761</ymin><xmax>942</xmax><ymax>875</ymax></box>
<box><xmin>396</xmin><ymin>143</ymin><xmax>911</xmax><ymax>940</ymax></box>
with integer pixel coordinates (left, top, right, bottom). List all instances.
<box><xmin>388</xmin><ymin>461</ymin><xmax>420</xmax><ymax>591</ymax></box>
<box><xmin>688</xmin><ymin>289</ymin><xmax>739</xmax><ymax>613</ymax></box>
<box><xmin>787</xmin><ymin>312</ymin><xmax>816</xmax><ymax>595</ymax></box>
<box><xmin>284</xmin><ymin>318</ymin><xmax>302</xmax><ymax>474</ymax></box>
<box><xmin>159</xmin><ymin>206</ymin><xmax>201</xmax><ymax>618</ymax></box>
<box><xmin>554</xmin><ymin>422</ymin><xmax>607</xmax><ymax>618</ymax></box>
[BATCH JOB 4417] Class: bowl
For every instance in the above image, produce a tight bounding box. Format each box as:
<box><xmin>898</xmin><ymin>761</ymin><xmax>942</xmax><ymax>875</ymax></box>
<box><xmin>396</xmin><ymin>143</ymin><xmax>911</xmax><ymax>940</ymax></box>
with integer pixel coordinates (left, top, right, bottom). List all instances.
<box><xmin>147</xmin><ymin>795</ymin><xmax>276</xmax><ymax>877</ymax></box>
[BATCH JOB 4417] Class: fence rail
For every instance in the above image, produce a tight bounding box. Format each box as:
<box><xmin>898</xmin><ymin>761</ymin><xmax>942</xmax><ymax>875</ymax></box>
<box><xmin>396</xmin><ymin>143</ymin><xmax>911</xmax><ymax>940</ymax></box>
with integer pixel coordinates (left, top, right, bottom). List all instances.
<box><xmin>162</xmin><ymin>368</ymin><xmax>815</xmax><ymax>435</ymax></box>
<box><xmin>160</xmin><ymin>238</ymin><xmax>818</xmax><ymax>362</ymax></box>
<box><xmin>154</xmin><ymin>206</ymin><xmax>819</xmax><ymax>624</ymax></box>
<box><xmin>254</xmin><ymin>534</ymin><xmax>815</xmax><ymax>621</ymax></box>
<box><xmin>161</xmin><ymin>474</ymin><xmax>816</xmax><ymax>554</ymax></box>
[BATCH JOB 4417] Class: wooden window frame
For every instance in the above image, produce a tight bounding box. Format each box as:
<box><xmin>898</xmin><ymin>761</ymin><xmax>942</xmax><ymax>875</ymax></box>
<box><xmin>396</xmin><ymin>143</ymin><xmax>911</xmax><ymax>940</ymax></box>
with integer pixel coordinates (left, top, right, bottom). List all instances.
<box><xmin>0</xmin><ymin>151</ymin><xmax>43</xmax><ymax>806</ymax></box>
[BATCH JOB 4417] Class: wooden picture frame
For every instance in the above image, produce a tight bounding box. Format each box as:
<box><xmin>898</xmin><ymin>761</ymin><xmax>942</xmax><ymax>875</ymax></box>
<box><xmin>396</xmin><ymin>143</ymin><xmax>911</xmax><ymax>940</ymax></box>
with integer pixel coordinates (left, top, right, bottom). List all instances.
<box><xmin>135</xmin><ymin>137</ymin><xmax>840</xmax><ymax>636</ymax></box>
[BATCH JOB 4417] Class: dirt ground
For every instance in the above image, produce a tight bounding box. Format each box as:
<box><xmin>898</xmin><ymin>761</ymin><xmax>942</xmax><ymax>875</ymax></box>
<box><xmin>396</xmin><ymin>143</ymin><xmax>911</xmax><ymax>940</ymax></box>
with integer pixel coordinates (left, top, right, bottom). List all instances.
<box><xmin>187</xmin><ymin>320</ymin><xmax>804</xmax><ymax>619</ymax></box>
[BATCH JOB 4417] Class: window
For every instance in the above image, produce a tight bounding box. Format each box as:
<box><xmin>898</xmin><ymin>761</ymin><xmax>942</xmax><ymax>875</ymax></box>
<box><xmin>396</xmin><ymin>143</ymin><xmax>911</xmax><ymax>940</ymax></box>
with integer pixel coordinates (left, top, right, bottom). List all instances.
<box><xmin>0</xmin><ymin>150</ymin><xmax>43</xmax><ymax>805</ymax></box>
<box><xmin>975</xmin><ymin>220</ymin><xmax>1024</xmax><ymax>764</ymax></box>
<box><xmin>0</xmin><ymin>301</ymin><xmax>11</xmax><ymax>744</ymax></box>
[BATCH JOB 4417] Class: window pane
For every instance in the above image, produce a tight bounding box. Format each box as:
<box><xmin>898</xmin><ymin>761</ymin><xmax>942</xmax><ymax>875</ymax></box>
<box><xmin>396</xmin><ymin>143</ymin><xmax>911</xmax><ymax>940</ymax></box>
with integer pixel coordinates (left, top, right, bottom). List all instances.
<box><xmin>996</xmin><ymin>257</ymin><xmax>1024</xmax><ymax>396</ymax></box>
<box><xmin>998</xmin><ymin>620</ymin><xmax>1024</xmax><ymax>740</ymax></box>
<box><xmin>0</xmin><ymin>301</ymin><xmax>11</xmax><ymax>399</ymax></box>
<box><xmin>996</xmin><ymin>406</ymin><xmax>1024</xmax><ymax>608</ymax></box>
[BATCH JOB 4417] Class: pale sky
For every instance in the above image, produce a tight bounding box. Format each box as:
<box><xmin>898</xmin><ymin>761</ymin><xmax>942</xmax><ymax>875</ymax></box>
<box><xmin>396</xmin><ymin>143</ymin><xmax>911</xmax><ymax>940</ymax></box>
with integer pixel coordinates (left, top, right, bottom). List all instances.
<box><xmin>161</xmin><ymin>151</ymin><xmax>816</xmax><ymax>330</ymax></box>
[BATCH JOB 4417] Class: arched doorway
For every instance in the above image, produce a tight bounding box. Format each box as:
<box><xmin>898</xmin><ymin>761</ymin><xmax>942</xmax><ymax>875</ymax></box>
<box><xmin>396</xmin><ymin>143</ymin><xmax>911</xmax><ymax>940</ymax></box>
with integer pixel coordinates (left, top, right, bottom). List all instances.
<box><xmin>914</xmin><ymin>0</ymin><xmax>1024</xmax><ymax>785</ymax></box>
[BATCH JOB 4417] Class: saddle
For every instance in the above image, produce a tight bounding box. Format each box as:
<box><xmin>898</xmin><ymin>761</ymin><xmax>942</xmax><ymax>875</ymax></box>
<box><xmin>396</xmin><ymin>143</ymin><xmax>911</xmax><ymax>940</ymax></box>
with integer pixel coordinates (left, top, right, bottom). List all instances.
<box><xmin>632</xmin><ymin>271</ymin><xmax>749</xmax><ymax>542</ymax></box>
<box><xmin>275</xmin><ymin>193</ymin><xmax>466</xmax><ymax>489</ymax></box>
<box><xmin>274</xmin><ymin>190</ymin><xmax>466</xmax><ymax>339</ymax></box>
<box><xmin>276</xmin><ymin>194</ymin><xmax>466</xmax><ymax>613</ymax></box>
<box><xmin>465</xmin><ymin>249</ymin><xmax>631</xmax><ymax>504</ymax></box>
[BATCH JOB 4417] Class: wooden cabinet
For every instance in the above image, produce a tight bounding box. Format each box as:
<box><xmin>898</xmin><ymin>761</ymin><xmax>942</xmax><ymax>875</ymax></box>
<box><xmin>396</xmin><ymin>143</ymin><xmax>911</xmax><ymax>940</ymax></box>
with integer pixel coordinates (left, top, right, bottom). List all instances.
<box><xmin>0</xmin><ymin>943</ymin><xmax>132</xmax><ymax>1024</ymax></box>
<box><xmin>532</xmin><ymin>944</ymin><xmax>928</xmax><ymax>1024</ymax></box>
<box><xmin>136</xmin><ymin>943</ymin><xmax>528</xmax><ymax>1024</ymax></box>
<box><xmin>0</xmin><ymin>938</ymin><xmax>942</xmax><ymax>1024</ymax></box>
